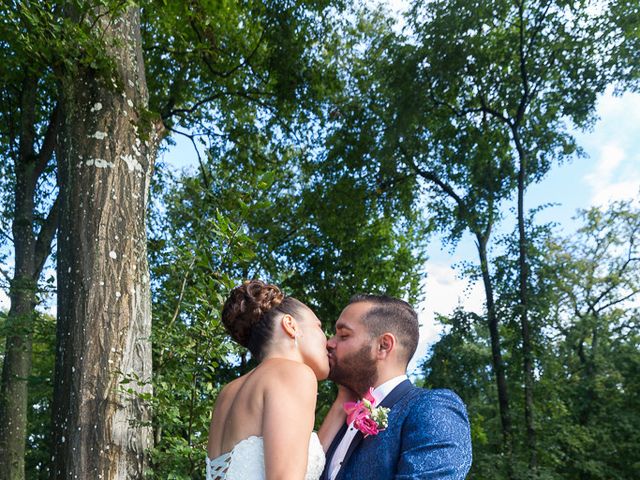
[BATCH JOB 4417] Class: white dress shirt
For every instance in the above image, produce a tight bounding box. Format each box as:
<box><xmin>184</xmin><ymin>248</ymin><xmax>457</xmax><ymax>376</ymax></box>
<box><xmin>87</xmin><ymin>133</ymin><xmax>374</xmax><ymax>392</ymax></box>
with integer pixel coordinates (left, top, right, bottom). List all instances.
<box><xmin>327</xmin><ymin>374</ymin><xmax>408</xmax><ymax>480</ymax></box>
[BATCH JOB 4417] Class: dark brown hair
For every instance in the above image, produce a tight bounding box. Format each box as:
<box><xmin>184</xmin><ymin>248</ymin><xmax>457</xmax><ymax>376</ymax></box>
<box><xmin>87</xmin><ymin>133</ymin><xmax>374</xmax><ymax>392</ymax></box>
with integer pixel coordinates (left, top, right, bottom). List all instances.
<box><xmin>221</xmin><ymin>280</ymin><xmax>306</xmax><ymax>360</ymax></box>
<box><xmin>349</xmin><ymin>294</ymin><xmax>419</xmax><ymax>366</ymax></box>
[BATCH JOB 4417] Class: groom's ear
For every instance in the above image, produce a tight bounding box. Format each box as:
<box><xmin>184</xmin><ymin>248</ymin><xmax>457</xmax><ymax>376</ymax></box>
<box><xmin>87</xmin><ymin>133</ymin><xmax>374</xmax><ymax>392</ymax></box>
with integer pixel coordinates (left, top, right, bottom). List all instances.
<box><xmin>376</xmin><ymin>333</ymin><xmax>396</xmax><ymax>359</ymax></box>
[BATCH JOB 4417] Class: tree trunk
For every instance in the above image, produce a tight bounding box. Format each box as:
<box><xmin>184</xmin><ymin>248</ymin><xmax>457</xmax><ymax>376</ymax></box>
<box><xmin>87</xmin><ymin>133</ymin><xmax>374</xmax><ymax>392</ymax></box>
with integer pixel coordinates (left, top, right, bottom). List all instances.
<box><xmin>50</xmin><ymin>6</ymin><xmax>161</xmax><ymax>479</ymax></box>
<box><xmin>515</xmin><ymin>133</ymin><xmax>536</xmax><ymax>469</ymax></box>
<box><xmin>578</xmin><ymin>316</ymin><xmax>599</xmax><ymax>426</ymax></box>
<box><xmin>476</xmin><ymin>233</ymin><xmax>513</xmax><ymax>467</ymax></box>
<box><xmin>0</xmin><ymin>78</ymin><xmax>59</xmax><ymax>480</ymax></box>
<box><xmin>0</xmin><ymin>291</ymin><xmax>36</xmax><ymax>480</ymax></box>
<box><xmin>413</xmin><ymin>163</ymin><xmax>515</xmax><ymax>472</ymax></box>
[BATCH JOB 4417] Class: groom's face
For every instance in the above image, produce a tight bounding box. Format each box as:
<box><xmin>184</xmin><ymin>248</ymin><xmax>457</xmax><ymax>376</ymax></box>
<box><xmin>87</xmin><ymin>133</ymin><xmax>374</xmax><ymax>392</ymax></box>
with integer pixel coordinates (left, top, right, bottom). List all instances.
<box><xmin>326</xmin><ymin>302</ymin><xmax>378</xmax><ymax>395</ymax></box>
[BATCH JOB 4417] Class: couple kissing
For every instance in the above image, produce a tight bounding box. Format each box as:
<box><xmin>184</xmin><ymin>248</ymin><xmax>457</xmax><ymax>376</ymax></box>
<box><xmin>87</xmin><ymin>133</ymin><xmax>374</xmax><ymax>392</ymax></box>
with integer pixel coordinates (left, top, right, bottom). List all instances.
<box><xmin>206</xmin><ymin>280</ymin><xmax>472</xmax><ymax>479</ymax></box>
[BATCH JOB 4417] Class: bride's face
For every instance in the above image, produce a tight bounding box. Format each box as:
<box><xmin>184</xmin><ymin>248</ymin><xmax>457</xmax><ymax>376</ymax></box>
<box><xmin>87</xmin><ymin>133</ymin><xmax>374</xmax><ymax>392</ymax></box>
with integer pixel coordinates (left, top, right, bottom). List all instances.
<box><xmin>297</xmin><ymin>307</ymin><xmax>330</xmax><ymax>380</ymax></box>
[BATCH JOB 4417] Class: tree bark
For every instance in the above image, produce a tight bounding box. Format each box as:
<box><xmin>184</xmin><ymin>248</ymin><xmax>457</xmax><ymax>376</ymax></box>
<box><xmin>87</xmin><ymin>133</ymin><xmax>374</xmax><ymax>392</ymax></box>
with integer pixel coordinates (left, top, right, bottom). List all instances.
<box><xmin>411</xmin><ymin>162</ymin><xmax>515</xmax><ymax>471</ymax></box>
<box><xmin>514</xmin><ymin>131</ymin><xmax>536</xmax><ymax>469</ymax></box>
<box><xmin>0</xmin><ymin>78</ymin><xmax>59</xmax><ymax>480</ymax></box>
<box><xmin>476</xmin><ymin>232</ymin><xmax>513</xmax><ymax>469</ymax></box>
<box><xmin>50</xmin><ymin>5</ymin><xmax>161</xmax><ymax>479</ymax></box>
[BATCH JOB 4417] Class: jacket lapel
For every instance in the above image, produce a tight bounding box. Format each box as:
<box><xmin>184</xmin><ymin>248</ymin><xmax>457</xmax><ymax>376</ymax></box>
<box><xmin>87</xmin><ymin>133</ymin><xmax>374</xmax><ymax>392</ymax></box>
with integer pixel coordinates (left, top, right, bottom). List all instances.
<box><xmin>326</xmin><ymin>423</ymin><xmax>348</xmax><ymax>463</ymax></box>
<box><xmin>334</xmin><ymin>379</ymin><xmax>413</xmax><ymax>480</ymax></box>
<box><xmin>321</xmin><ymin>423</ymin><xmax>349</xmax><ymax>480</ymax></box>
<box><xmin>379</xmin><ymin>379</ymin><xmax>413</xmax><ymax>409</ymax></box>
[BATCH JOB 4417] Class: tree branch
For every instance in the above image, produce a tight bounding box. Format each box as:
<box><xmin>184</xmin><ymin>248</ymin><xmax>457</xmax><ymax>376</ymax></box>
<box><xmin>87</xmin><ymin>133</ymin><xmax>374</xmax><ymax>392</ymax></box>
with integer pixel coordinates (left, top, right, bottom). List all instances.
<box><xmin>515</xmin><ymin>0</ymin><xmax>531</xmax><ymax>126</ymax></box>
<box><xmin>596</xmin><ymin>287</ymin><xmax>640</xmax><ymax>313</ymax></box>
<box><xmin>33</xmin><ymin>194</ymin><xmax>60</xmax><ymax>278</ymax></box>
<box><xmin>0</xmin><ymin>265</ymin><xmax>12</xmax><ymax>287</ymax></box>
<box><xmin>426</xmin><ymin>77</ymin><xmax>511</xmax><ymax>126</ymax></box>
<box><xmin>162</xmin><ymin>91</ymin><xmax>226</xmax><ymax>121</ymax></box>
<box><xmin>169</xmin><ymin>256</ymin><xmax>197</xmax><ymax>329</ymax></box>
<box><xmin>18</xmin><ymin>76</ymin><xmax>38</xmax><ymax>163</ymax></box>
<box><xmin>401</xmin><ymin>145</ymin><xmax>469</xmax><ymax>217</ymax></box>
<box><xmin>0</xmin><ymin>224</ymin><xmax>13</xmax><ymax>245</ymax></box>
<box><xmin>165</xmin><ymin>126</ymin><xmax>211</xmax><ymax>188</ymax></box>
<box><xmin>34</xmin><ymin>103</ymin><xmax>60</xmax><ymax>180</ymax></box>
<box><xmin>188</xmin><ymin>18</ymin><xmax>264</xmax><ymax>80</ymax></box>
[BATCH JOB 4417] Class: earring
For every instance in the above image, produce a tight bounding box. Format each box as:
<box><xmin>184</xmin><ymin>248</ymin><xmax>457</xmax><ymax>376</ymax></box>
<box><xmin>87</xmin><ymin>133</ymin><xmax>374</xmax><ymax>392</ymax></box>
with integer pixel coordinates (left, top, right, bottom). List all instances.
<box><xmin>294</xmin><ymin>334</ymin><xmax>298</xmax><ymax>348</ymax></box>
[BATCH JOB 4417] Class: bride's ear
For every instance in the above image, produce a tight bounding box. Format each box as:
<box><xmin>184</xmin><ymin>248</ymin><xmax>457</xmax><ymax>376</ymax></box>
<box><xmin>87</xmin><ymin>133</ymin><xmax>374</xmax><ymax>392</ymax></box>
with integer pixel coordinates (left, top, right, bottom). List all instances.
<box><xmin>280</xmin><ymin>314</ymin><xmax>298</xmax><ymax>339</ymax></box>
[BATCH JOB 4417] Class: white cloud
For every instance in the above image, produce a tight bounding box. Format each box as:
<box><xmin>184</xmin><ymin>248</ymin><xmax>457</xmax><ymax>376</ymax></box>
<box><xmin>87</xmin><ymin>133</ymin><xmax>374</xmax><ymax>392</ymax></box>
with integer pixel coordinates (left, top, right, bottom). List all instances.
<box><xmin>408</xmin><ymin>262</ymin><xmax>484</xmax><ymax>374</ymax></box>
<box><xmin>582</xmin><ymin>92</ymin><xmax>640</xmax><ymax>207</ymax></box>
<box><xmin>597</xmin><ymin>91</ymin><xmax>640</xmax><ymax>118</ymax></box>
<box><xmin>583</xmin><ymin>143</ymin><xmax>640</xmax><ymax>205</ymax></box>
<box><xmin>591</xmin><ymin>179</ymin><xmax>640</xmax><ymax>206</ymax></box>
<box><xmin>584</xmin><ymin>143</ymin><xmax>624</xmax><ymax>189</ymax></box>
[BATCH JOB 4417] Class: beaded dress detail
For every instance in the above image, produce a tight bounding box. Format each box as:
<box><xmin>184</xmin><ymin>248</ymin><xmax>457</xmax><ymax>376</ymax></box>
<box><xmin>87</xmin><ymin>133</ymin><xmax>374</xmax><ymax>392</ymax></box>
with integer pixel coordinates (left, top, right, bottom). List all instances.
<box><xmin>206</xmin><ymin>433</ymin><xmax>325</xmax><ymax>480</ymax></box>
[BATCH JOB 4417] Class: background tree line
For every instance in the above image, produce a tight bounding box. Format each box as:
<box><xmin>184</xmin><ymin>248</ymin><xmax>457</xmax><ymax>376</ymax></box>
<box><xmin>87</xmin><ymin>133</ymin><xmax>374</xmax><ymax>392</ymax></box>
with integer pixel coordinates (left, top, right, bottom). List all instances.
<box><xmin>0</xmin><ymin>0</ymin><xmax>638</xmax><ymax>479</ymax></box>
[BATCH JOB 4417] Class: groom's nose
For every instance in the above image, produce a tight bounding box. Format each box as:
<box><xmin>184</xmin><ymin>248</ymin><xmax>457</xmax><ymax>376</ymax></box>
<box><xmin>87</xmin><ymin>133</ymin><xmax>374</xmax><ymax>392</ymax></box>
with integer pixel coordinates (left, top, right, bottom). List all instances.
<box><xmin>326</xmin><ymin>336</ymin><xmax>336</xmax><ymax>351</ymax></box>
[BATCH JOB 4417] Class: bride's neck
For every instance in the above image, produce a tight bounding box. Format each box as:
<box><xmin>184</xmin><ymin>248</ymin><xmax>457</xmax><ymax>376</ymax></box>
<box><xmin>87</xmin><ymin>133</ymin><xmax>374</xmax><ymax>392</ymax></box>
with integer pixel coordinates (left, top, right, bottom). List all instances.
<box><xmin>261</xmin><ymin>342</ymin><xmax>304</xmax><ymax>364</ymax></box>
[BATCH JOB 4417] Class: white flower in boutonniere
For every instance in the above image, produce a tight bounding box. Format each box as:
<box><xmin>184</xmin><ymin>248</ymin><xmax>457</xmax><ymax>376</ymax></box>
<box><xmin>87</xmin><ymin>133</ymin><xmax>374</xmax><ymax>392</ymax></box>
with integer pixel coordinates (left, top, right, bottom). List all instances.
<box><xmin>343</xmin><ymin>387</ymin><xmax>390</xmax><ymax>437</ymax></box>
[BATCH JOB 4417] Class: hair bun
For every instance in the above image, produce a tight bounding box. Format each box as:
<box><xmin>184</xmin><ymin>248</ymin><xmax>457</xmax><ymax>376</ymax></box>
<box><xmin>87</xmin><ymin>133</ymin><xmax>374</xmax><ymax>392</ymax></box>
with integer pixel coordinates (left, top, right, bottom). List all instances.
<box><xmin>221</xmin><ymin>280</ymin><xmax>285</xmax><ymax>348</ymax></box>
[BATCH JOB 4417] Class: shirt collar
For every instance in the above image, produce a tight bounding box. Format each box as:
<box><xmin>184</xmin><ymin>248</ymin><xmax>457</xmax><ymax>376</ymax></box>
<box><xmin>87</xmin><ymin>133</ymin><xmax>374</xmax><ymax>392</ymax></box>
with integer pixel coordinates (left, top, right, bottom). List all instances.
<box><xmin>371</xmin><ymin>374</ymin><xmax>408</xmax><ymax>405</ymax></box>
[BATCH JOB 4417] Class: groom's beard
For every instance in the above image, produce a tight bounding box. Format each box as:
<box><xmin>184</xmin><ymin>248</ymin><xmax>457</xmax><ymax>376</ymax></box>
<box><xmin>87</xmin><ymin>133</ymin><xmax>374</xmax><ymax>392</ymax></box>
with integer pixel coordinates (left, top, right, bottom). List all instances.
<box><xmin>328</xmin><ymin>344</ymin><xmax>378</xmax><ymax>396</ymax></box>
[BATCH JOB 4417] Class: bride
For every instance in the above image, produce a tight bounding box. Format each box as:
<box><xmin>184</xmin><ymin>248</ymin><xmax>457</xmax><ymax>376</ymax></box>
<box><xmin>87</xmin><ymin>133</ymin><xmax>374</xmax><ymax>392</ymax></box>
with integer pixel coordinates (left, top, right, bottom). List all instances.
<box><xmin>206</xmin><ymin>280</ymin><xmax>335</xmax><ymax>479</ymax></box>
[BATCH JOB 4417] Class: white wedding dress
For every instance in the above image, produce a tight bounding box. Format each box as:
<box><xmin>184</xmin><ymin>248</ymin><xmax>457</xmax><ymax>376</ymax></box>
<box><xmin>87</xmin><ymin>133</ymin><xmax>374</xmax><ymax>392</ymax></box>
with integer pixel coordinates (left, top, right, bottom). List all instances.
<box><xmin>206</xmin><ymin>433</ymin><xmax>325</xmax><ymax>480</ymax></box>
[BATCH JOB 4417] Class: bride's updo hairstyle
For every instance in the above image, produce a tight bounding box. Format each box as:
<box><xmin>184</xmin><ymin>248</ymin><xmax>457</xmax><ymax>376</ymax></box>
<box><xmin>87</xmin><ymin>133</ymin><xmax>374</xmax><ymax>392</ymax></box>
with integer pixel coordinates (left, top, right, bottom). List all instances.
<box><xmin>221</xmin><ymin>280</ymin><xmax>307</xmax><ymax>360</ymax></box>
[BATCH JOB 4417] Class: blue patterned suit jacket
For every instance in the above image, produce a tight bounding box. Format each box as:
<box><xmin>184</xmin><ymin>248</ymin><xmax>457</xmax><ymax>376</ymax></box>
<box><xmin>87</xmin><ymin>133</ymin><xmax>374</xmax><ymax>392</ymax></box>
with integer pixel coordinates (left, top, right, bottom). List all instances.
<box><xmin>321</xmin><ymin>380</ymin><xmax>472</xmax><ymax>480</ymax></box>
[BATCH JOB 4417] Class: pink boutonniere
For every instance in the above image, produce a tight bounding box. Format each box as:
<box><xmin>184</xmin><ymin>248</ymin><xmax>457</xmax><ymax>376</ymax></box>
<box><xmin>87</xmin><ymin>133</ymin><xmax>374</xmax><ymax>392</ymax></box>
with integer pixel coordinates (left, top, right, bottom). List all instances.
<box><xmin>343</xmin><ymin>387</ymin><xmax>390</xmax><ymax>437</ymax></box>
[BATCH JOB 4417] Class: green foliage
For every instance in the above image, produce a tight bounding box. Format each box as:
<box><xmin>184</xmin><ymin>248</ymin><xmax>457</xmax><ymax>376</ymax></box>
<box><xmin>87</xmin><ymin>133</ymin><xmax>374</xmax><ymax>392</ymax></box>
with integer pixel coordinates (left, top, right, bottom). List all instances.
<box><xmin>141</xmin><ymin>0</ymin><xmax>345</xmax><ymax>137</ymax></box>
<box><xmin>2</xmin><ymin>1</ymin><xmax>639</xmax><ymax>478</ymax></box>
<box><xmin>1</xmin><ymin>1</ymin><xmax>135</xmax><ymax>84</ymax></box>
<box><xmin>423</xmin><ymin>201</ymin><xmax>640</xmax><ymax>479</ymax></box>
<box><xmin>24</xmin><ymin>314</ymin><xmax>56</xmax><ymax>479</ymax></box>
<box><xmin>609</xmin><ymin>0</ymin><xmax>640</xmax><ymax>89</ymax></box>
<box><xmin>0</xmin><ymin>2</ymin><xmax>60</xmax><ymax>249</ymax></box>
<box><xmin>380</xmin><ymin>0</ymin><xmax>622</xmax><ymax>246</ymax></box>
<box><xmin>536</xmin><ymin>200</ymin><xmax>640</xmax><ymax>478</ymax></box>
<box><xmin>146</xmin><ymin>101</ymin><xmax>426</xmax><ymax>472</ymax></box>
<box><xmin>146</xmin><ymin>167</ymin><xmax>261</xmax><ymax>479</ymax></box>
<box><xmin>0</xmin><ymin>311</ymin><xmax>55</xmax><ymax>479</ymax></box>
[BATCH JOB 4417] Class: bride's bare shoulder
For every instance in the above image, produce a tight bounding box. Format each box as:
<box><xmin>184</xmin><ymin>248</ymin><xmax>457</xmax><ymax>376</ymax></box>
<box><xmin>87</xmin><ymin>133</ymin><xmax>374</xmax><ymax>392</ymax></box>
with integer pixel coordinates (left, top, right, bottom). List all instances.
<box><xmin>208</xmin><ymin>374</ymin><xmax>255</xmax><ymax>439</ymax></box>
<box><xmin>208</xmin><ymin>375</ymin><xmax>250</xmax><ymax>456</ymax></box>
<box><xmin>216</xmin><ymin>373</ymin><xmax>249</xmax><ymax>403</ymax></box>
<box><xmin>210</xmin><ymin>373</ymin><xmax>253</xmax><ymax>423</ymax></box>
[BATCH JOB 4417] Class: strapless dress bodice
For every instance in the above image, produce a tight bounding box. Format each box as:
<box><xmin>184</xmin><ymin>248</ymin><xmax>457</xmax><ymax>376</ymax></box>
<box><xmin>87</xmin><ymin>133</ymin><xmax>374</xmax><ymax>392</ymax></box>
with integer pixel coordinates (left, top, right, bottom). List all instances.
<box><xmin>206</xmin><ymin>432</ymin><xmax>325</xmax><ymax>480</ymax></box>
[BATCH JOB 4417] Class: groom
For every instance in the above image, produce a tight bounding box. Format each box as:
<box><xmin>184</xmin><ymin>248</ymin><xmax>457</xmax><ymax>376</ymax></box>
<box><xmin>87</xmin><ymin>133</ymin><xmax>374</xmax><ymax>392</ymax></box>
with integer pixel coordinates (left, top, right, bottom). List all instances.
<box><xmin>321</xmin><ymin>294</ymin><xmax>472</xmax><ymax>480</ymax></box>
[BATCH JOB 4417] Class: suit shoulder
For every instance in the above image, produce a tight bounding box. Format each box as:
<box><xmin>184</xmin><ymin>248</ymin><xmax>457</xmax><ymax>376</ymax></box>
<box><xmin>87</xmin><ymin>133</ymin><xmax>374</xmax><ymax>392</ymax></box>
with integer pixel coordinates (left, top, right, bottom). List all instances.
<box><xmin>400</xmin><ymin>387</ymin><xmax>471</xmax><ymax>441</ymax></box>
<box><xmin>406</xmin><ymin>387</ymin><xmax>468</xmax><ymax>415</ymax></box>
<box><xmin>417</xmin><ymin>387</ymin><xmax>465</xmax><ymax>403</ymax></box>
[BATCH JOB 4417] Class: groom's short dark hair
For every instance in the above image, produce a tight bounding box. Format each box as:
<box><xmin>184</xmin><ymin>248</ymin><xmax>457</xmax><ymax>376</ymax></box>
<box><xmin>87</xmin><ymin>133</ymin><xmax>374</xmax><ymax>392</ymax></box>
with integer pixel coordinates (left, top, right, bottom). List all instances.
<box><xmin>349</xmin><ymin>294</ymin><xmax>419</xmax><ymax>366</ymax></box>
